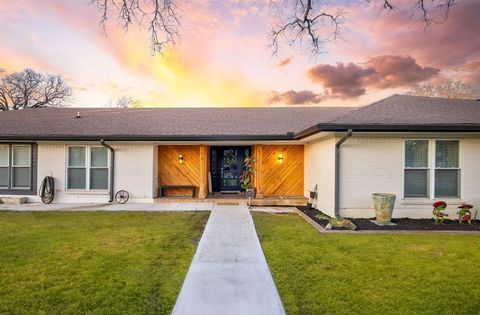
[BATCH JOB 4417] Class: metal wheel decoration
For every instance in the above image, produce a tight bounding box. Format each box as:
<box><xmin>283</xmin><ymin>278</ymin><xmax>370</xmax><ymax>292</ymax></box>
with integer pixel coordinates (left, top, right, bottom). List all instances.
<box><xmin>115</xmin><ymin>190</ymin><xmax>129</xmax><ymax>204</ymax></box>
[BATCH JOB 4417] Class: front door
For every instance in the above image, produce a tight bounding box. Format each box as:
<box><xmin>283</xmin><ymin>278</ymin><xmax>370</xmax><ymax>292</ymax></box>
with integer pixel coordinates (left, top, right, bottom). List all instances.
<box><xmin>210</xmin><ymin>147</ymin><xmax>251</xmax><ymax>192</ymax></box>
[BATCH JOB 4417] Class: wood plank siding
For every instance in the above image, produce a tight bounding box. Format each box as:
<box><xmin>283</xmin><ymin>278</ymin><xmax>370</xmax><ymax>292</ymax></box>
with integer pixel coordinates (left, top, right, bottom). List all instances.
<box><xmin>157</xmin><ymin>145</ymin><xmax>201</xmax><ymax>197</ymax></box>
<box><xmin>253</xmin><ymin>144</ymin><xmax>304</xmax><ymax>197</ymax></box>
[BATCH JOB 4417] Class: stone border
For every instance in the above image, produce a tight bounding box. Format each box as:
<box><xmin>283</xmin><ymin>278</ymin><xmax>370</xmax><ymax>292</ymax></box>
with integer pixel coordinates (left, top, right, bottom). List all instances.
<box><xmin>293</xmin><ymin>208</ymin><xmax>480</xmax><ymax>235</ymax></box>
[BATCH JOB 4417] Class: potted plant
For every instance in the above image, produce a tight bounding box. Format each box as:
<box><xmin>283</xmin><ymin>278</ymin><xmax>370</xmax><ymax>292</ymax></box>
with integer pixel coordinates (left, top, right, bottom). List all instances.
<box><xmin>240</xmin><ymin>156</ymin><xmax>256</xmax><ymax>197</ymax></box>
<box><xmin>372</xmin><ymin>193</ymin><xmax>396</xmax><ymax>225</ymax></box>
<box><xmin>307</xmin><ymin>184</ymin><xmax>318</xmax><ymax>209</ymax></box>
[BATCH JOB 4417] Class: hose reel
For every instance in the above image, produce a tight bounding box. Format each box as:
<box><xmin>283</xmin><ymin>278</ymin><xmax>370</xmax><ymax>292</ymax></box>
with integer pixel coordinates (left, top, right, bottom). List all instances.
<box><xmin>39</xmin><ymin>176</ymin><xmax>55</xmax><ymax>204</ymax></box>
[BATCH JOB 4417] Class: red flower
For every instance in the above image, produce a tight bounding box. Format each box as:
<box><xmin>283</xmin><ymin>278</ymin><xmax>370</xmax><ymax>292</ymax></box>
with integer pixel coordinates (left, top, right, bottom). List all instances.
<box><xmin>457</xmin><ymin>203</ymin><xmax>473</xmax><ymax>209</ymax></box>
<box><xmin>433</xmin><ymin>201</ymin><xmax>447</xmax><ymax>208</ymax></box>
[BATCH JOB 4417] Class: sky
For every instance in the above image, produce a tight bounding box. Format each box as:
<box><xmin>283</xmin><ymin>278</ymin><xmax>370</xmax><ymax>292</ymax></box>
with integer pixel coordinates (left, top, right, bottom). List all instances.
<box><xmin>0</xmin><ymin>0</ymin><xmax>479</xmax><ymax>108</ymax></box>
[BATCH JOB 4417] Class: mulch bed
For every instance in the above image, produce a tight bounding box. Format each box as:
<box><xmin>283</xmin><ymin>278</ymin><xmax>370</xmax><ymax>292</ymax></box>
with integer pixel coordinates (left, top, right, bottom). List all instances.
<box><xmin>297</xmin><ymin>206</ymin><xmax>480</xmax><ymax>231</ymax></box>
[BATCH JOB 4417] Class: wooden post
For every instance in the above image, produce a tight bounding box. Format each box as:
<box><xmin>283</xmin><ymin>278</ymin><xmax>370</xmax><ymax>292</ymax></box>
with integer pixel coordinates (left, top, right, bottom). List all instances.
<box><xmin>253</xmin><ymin>144</ymin><xmax>263</xmax><ymax>198</ymax></box>
<box><xmin>198</xmin><ymin>145</ymin><xmax>208</xmax><ymax>199</ymax></box>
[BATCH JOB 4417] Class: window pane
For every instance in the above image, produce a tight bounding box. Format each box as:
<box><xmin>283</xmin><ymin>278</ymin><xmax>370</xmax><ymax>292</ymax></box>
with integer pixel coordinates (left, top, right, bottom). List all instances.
<box><xmin>435</xmin><ymin>169</ymin><xmax>459</xmax><ymax>197</ymax></box>
<box><xmin>436</xmin><ymin>141</ymin><xmax>459</xmax><ymax>168</ymax></box>
<box><xmin>0</xmin><ymin>145</ymin><xmax>8</xmax><ymax>166</ymax></box>
<box><xmin>405</xmin><ymin>140</ymin><xmax>428</xmax><ymax>168</ymax></box>
<box><xmin>68</xmin><ymin>147</ymin><xmax>86</xmax><ymax>167</ymax></box>
<box><xmin>0</xmin><ymin>167</ymin><xmax>8</xmax><ymax>187</ymax></box>
<box><xmin>91</xmin><ymin>147</ymin><xmax>108</xmax><ymax>167</ymax></box>
<box><xmin>68</xmin><ymin>168</ymin><xmax>86</xmax><ymax>189</ymax></box>
<box><xmin>404</xmin><ymin>169</ymin><xmax>428</xmax><ymax>197</ymax></box>
<box><xmin>12</xmin><ymin>167</ymin><xmax>30</xmax><ymax>188</ymax></box>
<box><xmin>13</xmin><ymin>146</ymin><xmax>30</xmax><ymax>166</ymax></box>
<box><xmin>90</xmin><ymin>168</ymin><xmax>108</xmax><ymax>189</ymax></box>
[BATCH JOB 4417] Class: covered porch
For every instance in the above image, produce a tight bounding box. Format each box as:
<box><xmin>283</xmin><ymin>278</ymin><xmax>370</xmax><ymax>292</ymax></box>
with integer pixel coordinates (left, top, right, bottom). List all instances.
<box><xmin>156</xmin><ymin>144</ymin><xmax>307</xmax><ymax>206</ymax></box>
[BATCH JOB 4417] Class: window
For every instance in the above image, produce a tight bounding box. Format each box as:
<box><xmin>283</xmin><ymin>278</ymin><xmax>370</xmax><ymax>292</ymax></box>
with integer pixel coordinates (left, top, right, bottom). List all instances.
<box><xmin>404</xmin><ymin>140</ymin><xmax>429</xmax><ymax>197</ymax></box>
<box><xmin>404</xmin><ymin>140</ymin><xmax>460</xmax><ymax>198</ymax></box>
<box><xmin>0</xmin><ymin>144</ymin><xmax>33</xmax><ymax>191</ymax></box>
<box><xmin>67</xmin><ymin>146</ymin><xmax>109</xmax><ymax>190</ymax></box>
<box><xmin>435</xmin><ymin>140</ymin><xmax>460</xmax><ymax>197</ymax></box>
<box><xmin>12</xmin><ymin>146</ymin><xmax>31</xmax><ymax>188</ymax></box>
<box><xmin>0</xmin><ymin>145</ymin><xmax>9</xmax><ymax>188</ymax></box>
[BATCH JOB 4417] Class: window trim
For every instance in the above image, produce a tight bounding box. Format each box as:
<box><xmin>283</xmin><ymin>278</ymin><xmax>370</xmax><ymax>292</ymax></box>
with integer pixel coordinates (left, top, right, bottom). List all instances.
<box><xmin>66</xmin><ymin>145</ymin><xmax>110</xmax><ymax>191</ymax></box>
<box><xmin>402</xmin><ymin>139</ymin><xmax>461</xmax><ymax>199</ymax></box>
<box><xmin>0</xmin><ymin>143</ymin><xmax>37</xmax><ymax>195</ymax></box>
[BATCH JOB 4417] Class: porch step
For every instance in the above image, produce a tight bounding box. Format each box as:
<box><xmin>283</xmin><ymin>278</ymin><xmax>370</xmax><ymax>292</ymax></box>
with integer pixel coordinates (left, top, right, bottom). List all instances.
<box><xmin>251</xmin><ymin>197</ymin><xmax>308</xmax><ymax>207</ymax></box>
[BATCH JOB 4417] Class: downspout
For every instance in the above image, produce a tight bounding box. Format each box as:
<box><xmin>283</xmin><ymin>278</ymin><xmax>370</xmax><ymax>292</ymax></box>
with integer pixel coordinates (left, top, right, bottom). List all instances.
<box><xmin>334</xmin><ymin>129</ymin><xmax>353</xmax><ymax>218</ymax></box>
<box><xmin>100</xmin><ymin>140</ymin><xmax>115</xmax><ymax>203</ymax></box>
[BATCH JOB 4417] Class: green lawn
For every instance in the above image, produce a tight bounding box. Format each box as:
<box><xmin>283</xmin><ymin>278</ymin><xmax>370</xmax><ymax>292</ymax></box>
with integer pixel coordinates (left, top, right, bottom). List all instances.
<box><xmin>0</xmin><ymin>211</ymin><xmax>209</xmax><ymax>314</ymax></box>
<box><xmin>253</xmin><ymin>212</ymin><xmax>480</xmax><ymax>315</ymax></box>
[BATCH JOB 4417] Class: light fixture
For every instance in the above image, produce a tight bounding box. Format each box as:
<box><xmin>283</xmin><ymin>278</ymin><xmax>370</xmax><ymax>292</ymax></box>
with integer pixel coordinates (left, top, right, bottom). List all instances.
<box><xmin>278</xmin><ymin>153</ymin><xmax>284</xmax><ymax>164</ymax></box>
<box><xmin>179</xmin><ymin>154</ymin><xmax>184</xmax><ymax>164</ymax></box>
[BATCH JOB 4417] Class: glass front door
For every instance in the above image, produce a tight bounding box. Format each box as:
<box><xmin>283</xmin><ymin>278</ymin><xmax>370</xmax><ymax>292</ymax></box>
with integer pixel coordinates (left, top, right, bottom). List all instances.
<box><xmin>210</xmin><ymin>146</ymin><xmax>251</xmax><ymax>192</ymax></box>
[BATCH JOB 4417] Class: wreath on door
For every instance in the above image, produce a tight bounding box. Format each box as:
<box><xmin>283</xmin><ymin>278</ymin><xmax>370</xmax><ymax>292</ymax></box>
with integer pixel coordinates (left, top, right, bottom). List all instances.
<box><xmin>225</xmin><ymin>150</ymin><xmax>237</xmax><ymax>165</ymax></box>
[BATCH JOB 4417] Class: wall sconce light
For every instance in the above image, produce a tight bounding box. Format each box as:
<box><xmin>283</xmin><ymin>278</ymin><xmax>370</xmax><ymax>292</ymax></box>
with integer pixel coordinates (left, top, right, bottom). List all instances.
<box><xmin>277</xmin><ymin>153</ymin><xmax>284</xmax><ymax>164</ymax></box>
<box><xmin>179</xmin><ymin>154</ymin><xmax>184</xmax><ymax>164</ymax></box>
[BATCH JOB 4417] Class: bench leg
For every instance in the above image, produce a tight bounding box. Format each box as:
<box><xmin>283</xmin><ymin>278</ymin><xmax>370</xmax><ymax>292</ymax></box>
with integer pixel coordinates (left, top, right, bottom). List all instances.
<box><xmin>192</xmin><ymin>187</ymin><xmax>196</xmax><ymax>198</ymax></box>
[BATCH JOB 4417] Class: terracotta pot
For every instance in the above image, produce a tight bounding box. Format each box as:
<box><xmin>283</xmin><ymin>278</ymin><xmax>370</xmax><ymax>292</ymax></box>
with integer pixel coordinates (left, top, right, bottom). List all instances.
<box><xmin>372</xmin><ymin>193</ymin><xmax>396</xmax><ymax>225</ymax></box>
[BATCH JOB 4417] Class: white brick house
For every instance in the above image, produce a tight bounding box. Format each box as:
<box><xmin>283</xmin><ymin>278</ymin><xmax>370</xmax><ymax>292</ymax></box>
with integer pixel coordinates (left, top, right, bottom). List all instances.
<box><xmin>1</xmin><ymin>95</ymin><xmax>479</xmax><ymax>219</ymax></box>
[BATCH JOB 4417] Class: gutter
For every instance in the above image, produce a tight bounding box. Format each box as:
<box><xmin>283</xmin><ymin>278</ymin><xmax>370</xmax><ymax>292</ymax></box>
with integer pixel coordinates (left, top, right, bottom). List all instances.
<box><xmin>334</xmin><ymin>129</ymin><xmax>353</xmax><ymax>218</ymax></box>
<box><xmin>1</xmin><ymin>124</ymin><xmax>479</xmax><ymax>142</ymax></box>
<box><xmin>0</xmin><ymin>134</ymin><xmax>295</xmax><ymax>142</ymax></box>
<box><xmin>100</xmin><ymin>140</ymin><xmax>115</xmax><ymax>203</ymax></box>
<box><xmin>316</xmin><ymin>124</ymin><xmax>480</xmax><ymax>132</ymax></box>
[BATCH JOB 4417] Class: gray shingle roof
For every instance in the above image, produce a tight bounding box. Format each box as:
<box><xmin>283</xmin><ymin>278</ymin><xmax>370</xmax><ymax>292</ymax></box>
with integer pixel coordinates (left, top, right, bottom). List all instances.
<box><xmin>321</xmin><ymin>94</ymin><xmax>480</xmax><ymax>130</ymax></box>
<box><xmin>0</xmin><ymin>106</ymin><xmax>355</xmax><ymax>140</ymax></box>
<box><xmin>0</xmin><ymin>95</ymin><xmax>479</xmax><ymax>140</ymax></box>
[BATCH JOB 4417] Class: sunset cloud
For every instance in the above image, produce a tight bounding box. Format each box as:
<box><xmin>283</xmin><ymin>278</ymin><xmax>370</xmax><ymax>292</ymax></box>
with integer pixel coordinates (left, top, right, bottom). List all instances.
<box><xmin>0</xmin><ymin>1</ymin><xmax>477</xmax><ymax>107</ymax></box>
<box><xmin>276</xmin><ymin>57</ymin><xmax>293</xmax><ymax>67</ymax></box>
<box><xmin>269</xmin><ymin>90</ymin><xmax>322</xmax><ymax>105</ymax></box>
<box><xmin>307</xmin><ymin>55</ymin><xmax>439</xmax><ymax>99</ymax></box>
<box><xmin>336</xmin><ymin>0</ymin><xmax>480</xmax><ymax>77</ymax></box>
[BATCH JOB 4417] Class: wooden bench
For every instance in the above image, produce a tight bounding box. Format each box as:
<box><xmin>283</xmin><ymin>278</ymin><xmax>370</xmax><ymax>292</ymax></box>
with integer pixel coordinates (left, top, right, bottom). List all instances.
<box><xmin>159</xmin><ymin>185</ymin><xmax>196</xmax><ymax>198</ymax></box>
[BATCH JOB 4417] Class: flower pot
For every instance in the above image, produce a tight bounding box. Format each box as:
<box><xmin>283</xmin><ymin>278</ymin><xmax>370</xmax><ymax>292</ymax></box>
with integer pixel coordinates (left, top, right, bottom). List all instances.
<box><xmin>372</xmin><ymin>193</ymin><xmax>396</xmax><ymax>225</ymax></box>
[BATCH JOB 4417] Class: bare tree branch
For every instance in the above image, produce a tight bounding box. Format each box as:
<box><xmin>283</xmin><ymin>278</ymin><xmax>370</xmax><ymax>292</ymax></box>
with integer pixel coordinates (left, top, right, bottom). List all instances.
<box><xmin>91</xmin><ymin>0</ymin><xmax>180</xmax><ymax>54</ymax></box>
<box><xmin>409</xmin><ymin>80</ymin><xmax>478</xmax><ymax>100</ymax></box>
<box><xmin>104</xmin><ymin>96</ymin><xmax>141</xmax><ymax>108</ymax></box>
<box><xmin>412</xmin><ymin>0</ymin><xmax>456</xmax><ymax>25</ymax></box>
<box><xmin>89</xmin><ymin>0</ymin><xmax>457</xmax><ymax>56</ymax></box>
<box><xmin>0</xmin><ymin>69</ymin><xmax>72</xmax><ymax>111</ymax></box>
<box><xmin>269</xmin><ymin>0</ymin><xmax>344</xmax><ymax>55</ymax></box>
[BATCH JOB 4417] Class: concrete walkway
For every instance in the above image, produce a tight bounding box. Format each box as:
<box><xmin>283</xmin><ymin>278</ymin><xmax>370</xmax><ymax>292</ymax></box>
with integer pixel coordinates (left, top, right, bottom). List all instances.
<box><xmin>172</xmin><ymin>203</ymin><xmax>285</xmax><ymax>315</ymax></box>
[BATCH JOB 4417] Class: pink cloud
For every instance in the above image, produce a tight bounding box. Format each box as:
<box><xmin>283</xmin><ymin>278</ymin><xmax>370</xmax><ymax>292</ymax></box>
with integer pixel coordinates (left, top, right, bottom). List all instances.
<box><xmin>338</xmin><ymin>0</ymin><xmax>480</xmax><ymax>72</ymax></box>
<box><xmin>269</xmin><ymin>90</ymin><xmax>322</xmax><ymax>105</ymax></box>
<box><xmin>275</xmin><ymin>57</ymin><xmax>293</xmax><ymax>67</ymax></box>
<box><xmin>307</xmin><ymin>55</ymin><xmax>439</xmax><ymax>99</ymax></box>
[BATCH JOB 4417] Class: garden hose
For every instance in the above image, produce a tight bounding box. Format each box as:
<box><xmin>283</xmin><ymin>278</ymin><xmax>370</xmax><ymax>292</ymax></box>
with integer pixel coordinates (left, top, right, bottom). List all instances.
<box><xmin>39</xmin><ymin>176</ymin><xmax>55</xmax><ymax>204</ymax></box>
